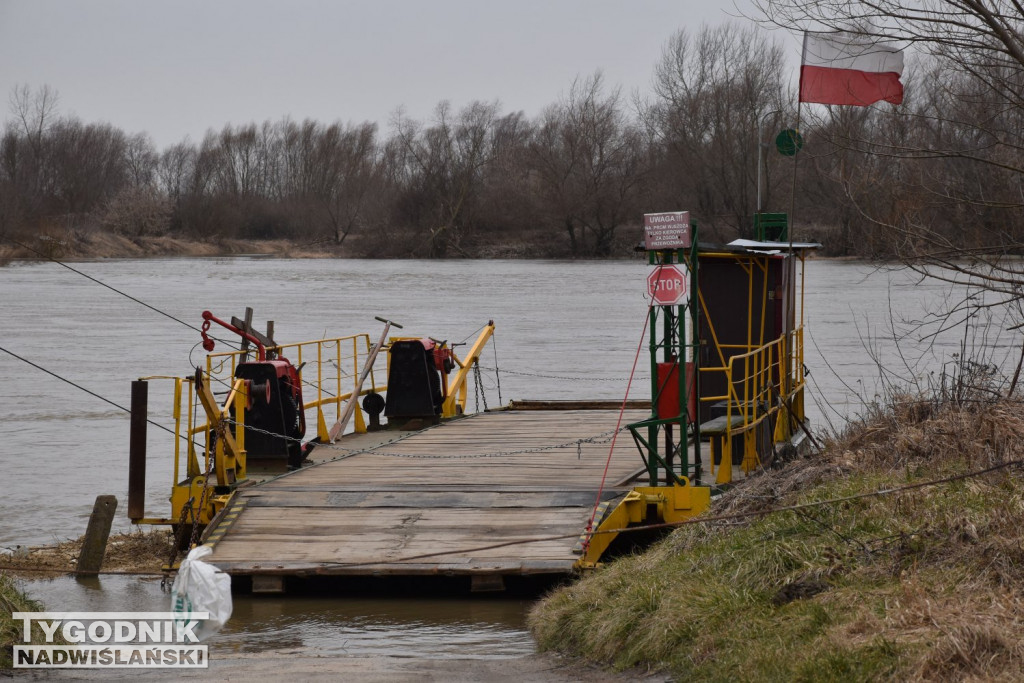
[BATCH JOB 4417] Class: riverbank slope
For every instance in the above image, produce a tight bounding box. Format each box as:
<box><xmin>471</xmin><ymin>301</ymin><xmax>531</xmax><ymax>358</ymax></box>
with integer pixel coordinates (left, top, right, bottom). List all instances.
<box><xmin>0</xmin><ymin>227</ymin><xmax>569</xmax><ymax>263</ymax></box>
<box><xmin>529</xmin><ymin>385</ymin><xmax>1024</xmax><ymax>680</ymax></box>
<box><xmin>0</xmin><ymin>231</ymin><xmax>341</xmax><ymax>264</ymax></box>
<box><xmin>0</xmin><ymin>573</ymin><xmax>44</xmax><ymax>669</ymax></box>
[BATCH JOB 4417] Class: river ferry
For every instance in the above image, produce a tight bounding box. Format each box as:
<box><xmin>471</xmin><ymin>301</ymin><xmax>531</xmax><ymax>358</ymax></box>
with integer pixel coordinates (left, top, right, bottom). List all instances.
<box><xmin>126</xmin><ymin>223</ymin><xmax>819</xmax><ymax>593</ymax></box>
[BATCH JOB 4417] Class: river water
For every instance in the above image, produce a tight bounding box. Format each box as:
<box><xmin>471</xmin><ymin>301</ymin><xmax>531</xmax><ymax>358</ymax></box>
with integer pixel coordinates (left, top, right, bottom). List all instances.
<box><xmin>1</xmin><ymin>256</ymin><xmax>1017</xmax><ymax>663</ymax></box>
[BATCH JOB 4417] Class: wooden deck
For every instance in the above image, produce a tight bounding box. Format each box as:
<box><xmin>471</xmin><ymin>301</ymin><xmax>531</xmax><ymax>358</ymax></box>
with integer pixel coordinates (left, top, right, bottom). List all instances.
<box><xmin>203</xmin><ymin>407</ymin><xmax>649</xmax><ymax>582</ymax></box>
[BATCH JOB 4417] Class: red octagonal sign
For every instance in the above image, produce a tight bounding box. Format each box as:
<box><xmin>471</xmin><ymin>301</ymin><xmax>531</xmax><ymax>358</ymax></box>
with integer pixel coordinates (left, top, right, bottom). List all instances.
<box><xmin>647</xmin><ymin>264</ymin><xmax>689</xmax><ymax>306</ymax></box>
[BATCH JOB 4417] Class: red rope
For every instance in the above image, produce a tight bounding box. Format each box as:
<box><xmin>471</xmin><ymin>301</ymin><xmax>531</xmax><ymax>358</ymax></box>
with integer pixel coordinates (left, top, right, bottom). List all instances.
<box><xmin>581</xmin><ymin>301</ymin><xmax>654</xmax><ymax>550</ymax></box>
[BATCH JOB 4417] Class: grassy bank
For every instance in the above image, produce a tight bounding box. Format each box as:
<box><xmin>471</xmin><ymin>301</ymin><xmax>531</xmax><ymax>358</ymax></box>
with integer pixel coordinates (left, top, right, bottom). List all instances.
<box><xmin>529</xmin><ymin>388</ymin><xmax>1024</xmax><ymax>680</ymax></box>
<box><xmin>0</xmin><ymin>572</ymin><xmax>44</xmax><ymax>670</ymax></box>
<box><xmin>1</xmin><ymin>530</ymin><xmax>170</xmax><ymax>669</ymax></box>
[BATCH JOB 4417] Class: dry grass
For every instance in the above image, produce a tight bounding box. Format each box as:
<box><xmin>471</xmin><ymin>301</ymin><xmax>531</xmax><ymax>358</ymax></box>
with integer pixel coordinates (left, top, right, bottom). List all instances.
<box><xmin>0</xmin><ymin>529</ymin><xmax>172</xmax><ymax>577</ymax></box>
<box><xmin>0</xmin><ymin>228</ymin><xmax>348</xmax><ymax>263</ymax></box>
<box><xmin>530</xmin><ymin>385</ymin><xmax>1024</xmax><ymax>681</ymax></box>
<box><xmin>0</xmin><ymin>572</ymin><xmax>44</xmax><ymax>670</ymax></box>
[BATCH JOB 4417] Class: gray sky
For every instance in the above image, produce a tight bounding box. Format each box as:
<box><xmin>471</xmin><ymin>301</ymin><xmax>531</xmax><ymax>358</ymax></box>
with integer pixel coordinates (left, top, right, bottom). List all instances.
<box><xmin>0</xmin><ymin>0</ymin><xmax>787</xmax><ymax>150</ymax></box>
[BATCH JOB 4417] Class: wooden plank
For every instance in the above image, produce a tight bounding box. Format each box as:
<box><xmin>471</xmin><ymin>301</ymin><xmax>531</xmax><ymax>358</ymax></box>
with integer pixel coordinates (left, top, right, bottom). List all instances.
<box><xmin>506</xmin><ymin>400</ymin><xmax>650</xmax><ymax>410</ymax></box>
<box><xmin>205</xmin><ymin>409</ymin><xmax>645</xmax><ymax>579</ymax></box>
<box><xmin>210</xmin><ymin>560</ymin><xmax>579</xmax><ymax>576</ymax></box>
<box><xmin>242</xmin><ymin>490</ymin><xmax>616</xmax><ymax>508</ymax></box>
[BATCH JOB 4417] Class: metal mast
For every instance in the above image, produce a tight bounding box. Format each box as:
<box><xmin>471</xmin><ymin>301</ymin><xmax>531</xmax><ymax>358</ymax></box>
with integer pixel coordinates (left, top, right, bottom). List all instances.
<box><xmin>629</xmin><ymin>215</ymin><xmax>701</xmax><ymax>487</ymax></box>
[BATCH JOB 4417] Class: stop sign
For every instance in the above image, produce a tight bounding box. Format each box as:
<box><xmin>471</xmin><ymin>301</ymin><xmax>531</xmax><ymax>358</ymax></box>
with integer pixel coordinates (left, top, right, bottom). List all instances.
<box><xmin>647</xmin><ymin>264</ymin><xmax>689</xmax><ymax>306</ymax></box>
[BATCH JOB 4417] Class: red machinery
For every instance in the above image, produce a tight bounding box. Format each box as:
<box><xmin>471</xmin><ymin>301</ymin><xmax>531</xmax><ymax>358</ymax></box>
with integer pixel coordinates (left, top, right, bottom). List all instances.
<box><xmin>201</xmin><ymin>311</ymin><xmax>308</xmax><ymax>469</ymax></box>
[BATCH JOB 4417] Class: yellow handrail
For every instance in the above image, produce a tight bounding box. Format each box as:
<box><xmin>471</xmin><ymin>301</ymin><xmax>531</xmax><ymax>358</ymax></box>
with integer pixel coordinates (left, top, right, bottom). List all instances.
<box><xmin>442</xmin><ymin>322</ymin><xmax>496</xmax><ymax>418</ymax></box>
<box><xmin>704</xmin><ymin>327</ymin><xmax>806</xmax><ymax>481</ymax></box>
<box><xmin>142</xmin><ymin>335</ymin><xmax>386</xmax><ymax>493</ymax></box>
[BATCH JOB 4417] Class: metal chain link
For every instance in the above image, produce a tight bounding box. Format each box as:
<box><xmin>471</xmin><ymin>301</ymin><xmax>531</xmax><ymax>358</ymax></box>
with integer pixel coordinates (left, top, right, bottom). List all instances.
<box><xmin>475</xmin><ymin>364</ymin><xmax>651</xmax><ymax>383</ymax></box>
<box><xmin>188</xmin><ymin>437</ymin><xmax>216</xmax><ymax>549</ymax></box>
<box><xmin>367</xmin><ymin>427</ymin><xmax>624</xmax><ymax>460</ymax></box>
<box><xmin>491</xmin><ymin>336</ymin><xmax>503</xmax><ymax>406</ymax></box>
<box><xmin>223</xmin><ymin>416</ymin><xmax>625</xmax><ymax>460</ymax></box>
<box><xmin>473</xmin><ymin>362</ymin><xmax>488</xmax><ymax>412</ymax></box>
<box><xmin>161</xmin><ymin>499</ymin><xmax>194</xmax><ymax>590</ymax></box>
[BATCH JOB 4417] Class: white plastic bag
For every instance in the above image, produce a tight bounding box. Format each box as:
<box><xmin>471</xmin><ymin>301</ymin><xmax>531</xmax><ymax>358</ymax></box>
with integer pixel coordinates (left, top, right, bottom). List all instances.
<box><xmin>171</xmin><ymin>545</ymin><xmax>232</xmax><ymax>641</ymax></box>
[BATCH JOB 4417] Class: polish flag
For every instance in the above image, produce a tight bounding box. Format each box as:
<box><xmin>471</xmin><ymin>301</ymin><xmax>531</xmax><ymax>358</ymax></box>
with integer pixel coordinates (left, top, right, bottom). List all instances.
<box><xmin>800</xmin><ymin>31</ymin><xmax>904</xmax><ymax>106</ymax></box>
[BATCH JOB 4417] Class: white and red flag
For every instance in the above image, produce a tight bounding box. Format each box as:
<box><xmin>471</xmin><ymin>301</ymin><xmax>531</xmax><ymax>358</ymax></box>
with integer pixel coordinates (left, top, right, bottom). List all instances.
<box><xmin>799</xmin><ymin>31</ymin><xmax>904</xmax><ymax>106</ymax></box>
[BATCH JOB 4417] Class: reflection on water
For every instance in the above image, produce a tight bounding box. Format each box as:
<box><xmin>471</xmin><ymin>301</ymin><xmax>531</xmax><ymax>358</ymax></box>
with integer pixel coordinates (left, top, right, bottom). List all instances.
<box><xmin>223</xmin><ymin>594</ymin><xmax>533</xmax><ymax>658</ymax></box>
<box><xmin>22</xmin><ymin>575</ymin><xmax>536</xmax><ymax>659</ymax></box>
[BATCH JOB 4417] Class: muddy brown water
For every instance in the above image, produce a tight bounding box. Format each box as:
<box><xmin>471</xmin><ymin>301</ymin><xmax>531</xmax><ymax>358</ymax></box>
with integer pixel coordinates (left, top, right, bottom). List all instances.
<box><xmin>2</xmin><ymin>257</ymin><xmax>1013</xmax><ymax>662</ymax></box>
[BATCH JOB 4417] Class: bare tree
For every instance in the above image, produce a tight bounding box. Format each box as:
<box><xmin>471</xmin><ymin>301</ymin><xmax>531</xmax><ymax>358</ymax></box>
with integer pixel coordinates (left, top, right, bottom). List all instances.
<box><xmin>753</xmin><ymin>0</ymin><xmax>1024</xmax><ymax>390</ymax></box>
<box><xmin>47</xmin><ymin>118</ymin><xmax>128</xmax><ymax>218</ymax></box>
<box><xmin>1</xmin><ymin>85</ymin><xmax>62</xmax><ymax>227</ymax></box>
<box><xmin>642</xmin><ymin>23</ymin><xmax>789</xmax><ymax>240</ymax></box>
<box><xmin>322</xmin><ymin>122</ymin><xmax>380</xmax><ymax>245</ymax></box>
<box><xmin>530</xmin><ymin>72</ymin><xmax>647</xmax><ymax>256</ymax></box>
<box><xmin>123</xmin><ymin>133</ymin><xmax>158</xmax><ymax>188</ymax></box>
<box><xmin>8</xmin><ymin>84</ymin><xmax>59</xmax><ymax>158</ymax></box>
<box><xmin>391</xmin><ymin>100</ymin><xmax>501</xmax><ymax>256</ymax></box>
<box><xmin>157</xmin><ymin>141</ymin><xmax>196</xmax><ymax>202</ymax></box>
<box><xmin>100</xmin><ymin>185</ymin><xmax>171</xmax><ymax>237</ymax></box>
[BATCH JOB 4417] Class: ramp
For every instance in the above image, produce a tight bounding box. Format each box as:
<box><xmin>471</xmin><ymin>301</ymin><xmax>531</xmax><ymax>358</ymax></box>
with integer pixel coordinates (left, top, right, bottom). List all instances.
<box><xmin>203</xmin><ymin>408</ymin><xmax>647</xmax><ymax>582</ymax></box>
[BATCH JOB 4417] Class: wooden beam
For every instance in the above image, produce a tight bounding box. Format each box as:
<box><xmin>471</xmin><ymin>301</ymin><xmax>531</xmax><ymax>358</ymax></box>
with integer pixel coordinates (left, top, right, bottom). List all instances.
<box><xmin>231</xmin><ymin>315</ymin><xmax>275</xmax><ymax>349</ymax></box>
<box><xmin>77</xmin><ymin>495</ymin><xmax>118</xmax><ymax>574</ymax></box>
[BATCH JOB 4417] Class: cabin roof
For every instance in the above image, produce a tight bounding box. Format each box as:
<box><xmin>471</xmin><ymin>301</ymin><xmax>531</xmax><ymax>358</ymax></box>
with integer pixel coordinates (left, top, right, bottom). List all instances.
<box><xmin>723</xmin><ymin>239</ymin><xmax>822</xmax><ymax>254</ymax></box>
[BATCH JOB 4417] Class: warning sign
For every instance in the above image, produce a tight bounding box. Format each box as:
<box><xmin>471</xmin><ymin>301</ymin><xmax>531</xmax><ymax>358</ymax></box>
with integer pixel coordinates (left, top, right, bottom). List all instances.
<box><xmin>643</xmin><ymin>211</ymin><xmax>691</xmax><ymax>250</ymax></box>
<box><xmin>647</xmin><ymin>264</ymin><xmax>689</xmax><ymax>306</ymax></box>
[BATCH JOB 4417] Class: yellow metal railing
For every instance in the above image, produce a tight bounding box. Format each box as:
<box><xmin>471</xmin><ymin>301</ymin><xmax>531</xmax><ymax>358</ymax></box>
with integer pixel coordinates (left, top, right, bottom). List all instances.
<box><xmin>205</xmin><ymin>334</ymin><xmax>386</xmax><ymax>441</ymax></box>
<box><xmin>138</xmin><ymin>375</ymin><xmax>245</xmax><ymax>489</ymax></box>
<box><xmin>698</xmin><ymin>326</ymin><xmax>806</xmax><ymax>483</ymax></box>
<box><xmin>142</xmin><ymin>325</ymin><xmax>495</xmax><ymax>525</ymax></box>
<box><xmin>145</xmin><ymin>335</ymin><xmax>386</xmax><ymax>490</ymax></box>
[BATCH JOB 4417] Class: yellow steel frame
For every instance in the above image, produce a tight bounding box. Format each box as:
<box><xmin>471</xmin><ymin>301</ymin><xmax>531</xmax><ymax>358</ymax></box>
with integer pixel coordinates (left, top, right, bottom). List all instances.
<box><xmin>442</xmin><ymin>322</ymin><xmax>495</xmax><ymax>418</ymax></box>
<box><xmin>577</xmin><ymin>481</ymin><xmax>711</xmax><ymax>568</ymax></box>
<box><xmin>134</xmin><ymin>372</ymin><xmax>249</xmax><ymax>528</ymax></box>
<box><xmin>700</xmin><ymin>328</ymin><xmax>806</xmax><ymax>484</ymax></box>
<box><xmin>137</xmin><ymin>327</ymin><xmax>496</xmax><ymax>529</ymax></box>
<box><xmin>206</xmin><ymin>334</ymin><xmax>385</xmax><ymax>441</ymax></box>
<box><xmin>576</xmin><ymin>250</ymin><xmax>809</xmax><ymax>568</ymax></box>
<box><xmin>194</xmin><ymin>372</ymin><xmax>245</xmax><ymax>486</ymax></box>
<box><xmin>694</xmin><ymin>250</ymin><xmax>808</xmax><ymax>485</ymax></box>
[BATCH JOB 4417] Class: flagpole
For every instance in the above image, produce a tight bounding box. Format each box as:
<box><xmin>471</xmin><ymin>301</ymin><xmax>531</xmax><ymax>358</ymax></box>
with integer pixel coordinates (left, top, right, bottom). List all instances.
<box><xmin>788</xmin><ymin>100</ymin><xmax>801</xmax><ymax>255</ymax></box>
<box><xmin>789</xmin><ymin>31</ymin><xmax>809</xmax><ymax>255</ymax></box>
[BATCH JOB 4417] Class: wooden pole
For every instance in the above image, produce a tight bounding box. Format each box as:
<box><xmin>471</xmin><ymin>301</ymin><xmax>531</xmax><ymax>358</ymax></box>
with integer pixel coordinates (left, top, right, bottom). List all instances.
<box><xmin>77</xmin><ymin>495</ymin><xmax>117</xmax><ymax>574</ymax></box>
<box><xmin>127</xmin><ymin>380</ymin><xmax>148</xmax><ymax>520</ymax></box>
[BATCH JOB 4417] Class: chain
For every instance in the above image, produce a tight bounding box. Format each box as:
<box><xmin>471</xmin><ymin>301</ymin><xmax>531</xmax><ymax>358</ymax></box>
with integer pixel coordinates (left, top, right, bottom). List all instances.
<box><xmin>188</xmin><ymin>439</ymin><xmax>216</xmax><ymax>549</ymax></box>
<box><xmin>473</xmin><ymin>362</ymin><xmax>488</xmax><ymax>411</ymax></box>
<box><xmin>367</xmin><ymin>427</ymin><xmax>624</xmax><ymax>459</ymax></box>
<box><xmin>161</xmin><ymin>499</ymin><xmax>194</xmax><ymax>591</ymax></box>
<box><xmin>475</xmin><ymin>364</ymin><xmax>651</xmax><ymax>383</ymax></box>
<box><xmin>223</xmin><ymin>415</ymin><xmax>624</xmax><ymax>460</ymax></box>
<box><xmin>473</xmin><ymin>364</ymin><xmax>480</xmax><ymax>412</ymax></box>
<box><xmin>491</xmin><ymin>335</ymin><xmax>503</xmax><ymax>406</ymax></box>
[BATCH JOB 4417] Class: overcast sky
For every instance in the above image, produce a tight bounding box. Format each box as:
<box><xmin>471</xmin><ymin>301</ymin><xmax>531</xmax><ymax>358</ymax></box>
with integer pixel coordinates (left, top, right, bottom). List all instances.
<box><xmin>0</xmin><ymin>0</ymin><xmax>798</xmax><ymax>150</ymax></box>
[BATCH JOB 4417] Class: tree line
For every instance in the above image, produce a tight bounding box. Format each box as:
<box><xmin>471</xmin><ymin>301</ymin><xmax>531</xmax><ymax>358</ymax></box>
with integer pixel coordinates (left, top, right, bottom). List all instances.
<box><xmin>3</xmin><ymin>21</ymin><xmax>1023</xmax><ymax>259</ymax></box>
